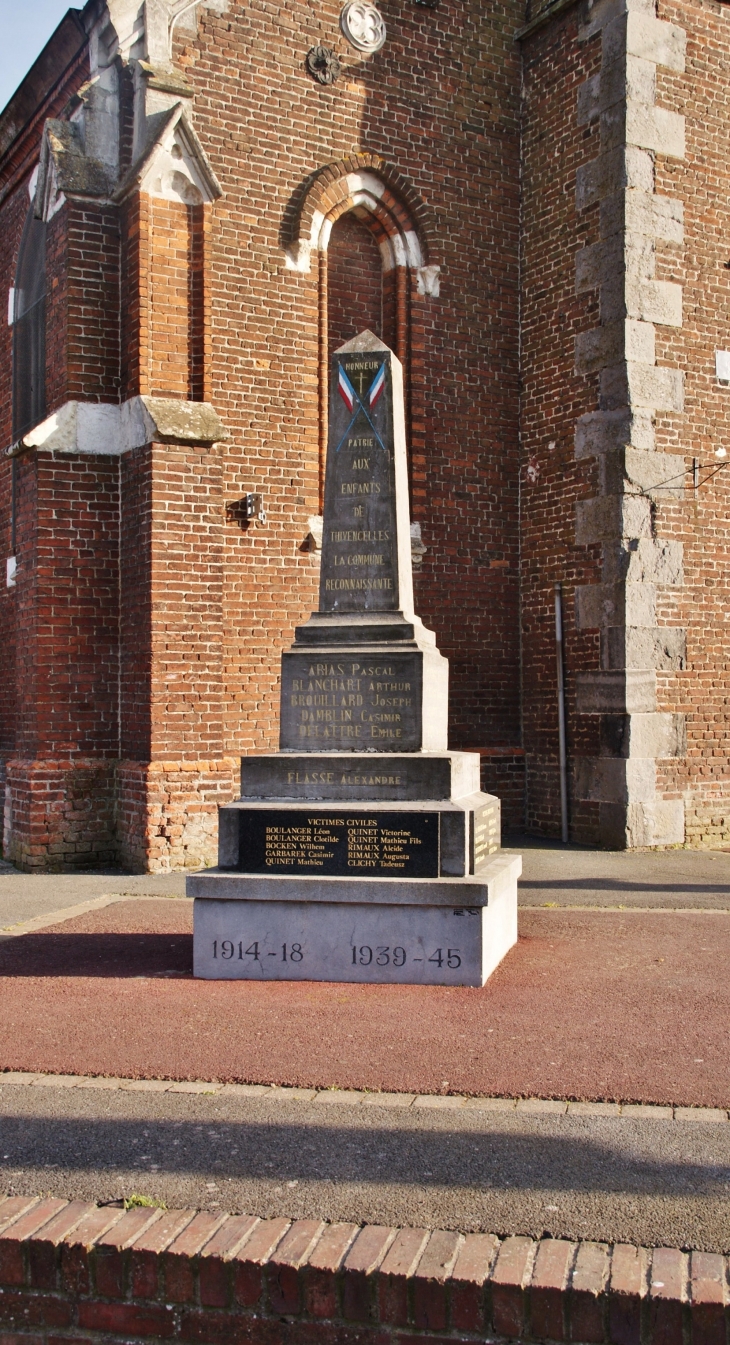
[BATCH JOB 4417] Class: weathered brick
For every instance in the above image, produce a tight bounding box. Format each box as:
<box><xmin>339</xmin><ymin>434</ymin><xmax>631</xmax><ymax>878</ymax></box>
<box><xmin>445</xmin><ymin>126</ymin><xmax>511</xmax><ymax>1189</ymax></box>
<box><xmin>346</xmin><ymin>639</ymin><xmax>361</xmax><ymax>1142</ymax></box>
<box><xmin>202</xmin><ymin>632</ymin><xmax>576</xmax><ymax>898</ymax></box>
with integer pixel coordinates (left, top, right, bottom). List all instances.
<box><xmin>531</xmin><ymin>1239</ymin><xmax>577</xmax><ymax>1341</ymax></box>
<box><xmin>343</xmin><ymin>1226</ymin><xmax>397</xmax><ymax>1322</ymax></box>
<box><xmin>491</xmin><ymin>1236</ymin><xmax>536</xmax><ymax>1338</ymax></box>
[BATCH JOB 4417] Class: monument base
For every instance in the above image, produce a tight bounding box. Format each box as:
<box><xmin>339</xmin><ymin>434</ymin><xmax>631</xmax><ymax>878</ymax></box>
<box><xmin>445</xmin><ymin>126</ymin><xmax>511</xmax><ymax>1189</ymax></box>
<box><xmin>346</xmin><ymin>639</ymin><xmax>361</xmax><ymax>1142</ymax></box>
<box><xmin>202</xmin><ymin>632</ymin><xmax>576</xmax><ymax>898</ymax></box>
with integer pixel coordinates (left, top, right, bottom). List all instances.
<box><xmin>190</xmin><ymin>852</ymin><xmax>520</xmax><ymax>986</ymax></box>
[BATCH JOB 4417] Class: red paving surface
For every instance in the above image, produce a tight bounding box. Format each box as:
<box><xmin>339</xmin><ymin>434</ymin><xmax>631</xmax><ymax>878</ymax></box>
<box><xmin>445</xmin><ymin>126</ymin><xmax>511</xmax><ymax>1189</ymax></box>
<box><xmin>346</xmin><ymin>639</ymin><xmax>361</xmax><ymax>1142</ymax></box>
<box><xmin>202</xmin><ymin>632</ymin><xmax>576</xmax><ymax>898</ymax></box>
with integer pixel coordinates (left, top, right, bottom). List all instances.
<box><xmin>1</xmin><ymin>899</ymin><xmax>728</xmax><ymax>1108</ymax></box>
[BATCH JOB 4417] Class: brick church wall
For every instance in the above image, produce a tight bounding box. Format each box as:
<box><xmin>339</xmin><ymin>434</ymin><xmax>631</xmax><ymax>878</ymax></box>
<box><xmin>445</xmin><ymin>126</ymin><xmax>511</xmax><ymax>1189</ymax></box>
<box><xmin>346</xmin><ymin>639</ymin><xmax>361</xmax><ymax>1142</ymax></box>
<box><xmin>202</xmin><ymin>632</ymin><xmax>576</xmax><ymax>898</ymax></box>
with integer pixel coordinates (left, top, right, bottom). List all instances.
<box><xmin>3</xmin><ymin>0</ymin><xmax>730</xmax><ymax>865</ymax></box>
<box><xmin>652</xmin><ymin>0</ymin><xmax>730</xmax><ymax>847</ymax></box>
<box><xmin>4</xmin><ymin>451</ymin><xmax>120</xmax><ymax>870</ymax></box>
<box><xmin>519</xmin><ymin>7</ymin><xmax>604</xmax><ymax>842</ymax></box>
<box><xmin>118</xmin><ymin>438</ymin><xmax>235</xmax><ymax>872</ymax></box>
<box><xmin>328</xmin><ymin>212</ymin><xmax>385</xmax><ymax>355</ymax></box>
<box><xmin>0</xmin><ymin>189</ymin><xmax>28</xmax><ymax>801</ymax></box>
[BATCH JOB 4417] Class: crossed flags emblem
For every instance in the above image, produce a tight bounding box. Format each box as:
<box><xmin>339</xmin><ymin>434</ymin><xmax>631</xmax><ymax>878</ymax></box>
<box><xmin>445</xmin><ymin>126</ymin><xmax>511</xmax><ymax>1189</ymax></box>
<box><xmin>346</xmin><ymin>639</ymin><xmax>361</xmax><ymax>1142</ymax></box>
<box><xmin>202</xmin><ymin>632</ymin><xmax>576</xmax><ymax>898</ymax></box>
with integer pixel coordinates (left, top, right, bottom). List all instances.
<box><xmin>334</xmin><ymin>361</ymin><xmax>387</xmax><ymax>454</ymax></box>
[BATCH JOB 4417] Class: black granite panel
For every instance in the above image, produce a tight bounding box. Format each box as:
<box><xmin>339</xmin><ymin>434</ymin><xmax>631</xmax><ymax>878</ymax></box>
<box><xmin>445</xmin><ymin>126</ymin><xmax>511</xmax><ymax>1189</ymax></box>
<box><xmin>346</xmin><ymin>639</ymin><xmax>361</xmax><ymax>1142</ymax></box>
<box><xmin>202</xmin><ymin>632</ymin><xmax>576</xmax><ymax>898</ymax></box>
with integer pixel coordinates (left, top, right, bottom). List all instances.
<box><xmin>234</xmin><ymin>809</ymin><xmax>439</xmax><ymax>878</ymax></box>
<box><xmin>320</xmin><ymin>352</ymin><xmax>398</xmax><ymax>613</ymax></box>
<box><xmin>280</xmin><ymin>650</ymin><xmax>423</xmax><ymax>751</ymax></box>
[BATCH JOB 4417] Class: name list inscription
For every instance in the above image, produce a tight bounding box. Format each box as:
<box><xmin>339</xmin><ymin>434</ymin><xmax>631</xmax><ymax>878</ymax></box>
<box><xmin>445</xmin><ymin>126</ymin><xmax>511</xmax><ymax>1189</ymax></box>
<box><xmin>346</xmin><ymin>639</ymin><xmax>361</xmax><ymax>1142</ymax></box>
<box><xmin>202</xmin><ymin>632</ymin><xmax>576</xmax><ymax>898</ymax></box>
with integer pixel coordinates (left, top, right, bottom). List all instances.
<box><xmin>279</xmin><ymin>652</ymin><xmax>423</xmax><ymax>750</ymax></box>
<box><xmin>321</xmin><ymin>353</ymin><xmax>398</xmax><ymax>613</ymax></box>
<box><xmin>236</xmin><ymin>809</ymin><xmax>439</xmax><ymax>877</ymax></box>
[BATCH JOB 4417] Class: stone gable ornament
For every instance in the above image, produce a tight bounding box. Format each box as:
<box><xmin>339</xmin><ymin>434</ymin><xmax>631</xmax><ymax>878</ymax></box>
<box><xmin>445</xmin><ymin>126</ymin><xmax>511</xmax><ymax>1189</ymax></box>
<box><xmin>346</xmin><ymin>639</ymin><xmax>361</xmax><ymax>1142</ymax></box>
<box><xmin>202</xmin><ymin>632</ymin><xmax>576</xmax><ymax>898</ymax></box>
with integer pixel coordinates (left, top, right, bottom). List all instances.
<box><xmin>340</xmin><ymin>1</ymin><xmax>387</xmax><ymax>53</ymax></box>
<box><xmin>306</xmin><ymin>44</ymin><xmax>342</xmax><ymax>84</ymax></box>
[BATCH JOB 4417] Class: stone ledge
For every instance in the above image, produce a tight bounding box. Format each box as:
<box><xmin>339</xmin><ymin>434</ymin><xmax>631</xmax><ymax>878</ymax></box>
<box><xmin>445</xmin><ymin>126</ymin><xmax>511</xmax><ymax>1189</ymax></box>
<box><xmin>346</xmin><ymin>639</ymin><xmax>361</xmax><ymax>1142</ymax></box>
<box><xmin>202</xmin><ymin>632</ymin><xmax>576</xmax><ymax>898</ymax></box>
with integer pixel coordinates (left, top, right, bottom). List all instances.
<box><xmin>5</xmin><ymin>396</ymin><xmax>228</xmax><ymax>457</ymax></box>
<box><xmin>0</xmin><ymin>1192</ymin><xmax>726</xmax><ymax>1344</ymax></box>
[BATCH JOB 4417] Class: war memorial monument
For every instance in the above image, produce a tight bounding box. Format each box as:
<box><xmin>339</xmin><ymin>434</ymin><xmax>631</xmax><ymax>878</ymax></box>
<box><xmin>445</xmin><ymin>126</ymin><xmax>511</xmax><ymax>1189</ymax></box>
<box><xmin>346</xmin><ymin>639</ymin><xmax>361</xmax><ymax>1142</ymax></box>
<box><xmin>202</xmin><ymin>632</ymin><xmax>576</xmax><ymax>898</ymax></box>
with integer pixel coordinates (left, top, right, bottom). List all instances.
<box><xmin>189</xmin><ymin>334</ymin><xmax>521</xmax><ymax>985</ymax></box>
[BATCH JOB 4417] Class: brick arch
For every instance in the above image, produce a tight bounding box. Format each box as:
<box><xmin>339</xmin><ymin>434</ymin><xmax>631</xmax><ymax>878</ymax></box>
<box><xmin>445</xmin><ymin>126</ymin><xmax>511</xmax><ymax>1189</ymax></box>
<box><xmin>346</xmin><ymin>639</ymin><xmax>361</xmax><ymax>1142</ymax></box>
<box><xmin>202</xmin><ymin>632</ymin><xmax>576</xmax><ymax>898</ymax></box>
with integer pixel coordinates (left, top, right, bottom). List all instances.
<box><xmin>288</xmin><ymin>154</ymin><xmax>433</xmax><ymax>275</ymax></box>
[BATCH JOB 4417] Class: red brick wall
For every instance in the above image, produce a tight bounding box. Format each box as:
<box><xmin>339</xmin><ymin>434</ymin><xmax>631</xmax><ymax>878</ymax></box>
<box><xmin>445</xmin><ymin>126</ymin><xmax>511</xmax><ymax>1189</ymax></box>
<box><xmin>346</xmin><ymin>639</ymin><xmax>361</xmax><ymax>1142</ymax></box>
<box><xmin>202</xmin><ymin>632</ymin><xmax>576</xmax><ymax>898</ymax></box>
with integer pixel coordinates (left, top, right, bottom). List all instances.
<box><xmin>0</xmin><ymin>1195</ymin><xmax>718</xmax><ymax>1345</ymax></box>
<box><xmin>148</xmin><ymin>197</ymin><xmax>198</xmax><ymax>400</ymax></box>
<box><xmin>120</xmin><ymin>192</ymin><xmax>147</xmax><ymax>401</ymax></box>
<box><xmin>13</xmin><ymin>454</ymin><xmax>119</xmax><ymax>758</ymax></box>
<box><xmin>653</xmin><ymin>0</ymin><xmax>730</xmax><ymax>846</ymax></box>
<box><xmin>65</xmin><ymin>202</ymin><xmax>121</xmax><ymax>407</ymax></box>
<box><xmin>121</xmin><ymin>439</ymin><xmax>224</xmax><ymax>759</ymax></box>
<box><xmin>0</xmin><ymin>188</ymin><xmax>29</xmax><ymax>776</ymax></box>
<box><xmin>519</xmin><ymin>11</ymin><xmax>603</xmax><ymax>841</ymax></box>
<box><xmin>44</xmin><ymin>201</ymin><xmax>121</xmax><ymax>417</ymax></box>
<box><xmin>328</xmin><ymin>212</ymin><xmax>385</xmax><ymax>356</ymax></box>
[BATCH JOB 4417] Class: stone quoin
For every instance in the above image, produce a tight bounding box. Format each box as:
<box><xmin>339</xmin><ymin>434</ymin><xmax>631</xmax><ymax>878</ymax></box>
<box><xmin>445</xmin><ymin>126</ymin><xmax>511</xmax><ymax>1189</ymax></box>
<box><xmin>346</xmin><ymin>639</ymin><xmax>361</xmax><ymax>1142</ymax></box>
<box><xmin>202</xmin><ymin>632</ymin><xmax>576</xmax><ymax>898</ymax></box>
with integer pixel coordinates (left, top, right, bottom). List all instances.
<box><xmin>0</xmin><ymin>0</ymin><xmax>727</xmax><ymax>871</ymax></box>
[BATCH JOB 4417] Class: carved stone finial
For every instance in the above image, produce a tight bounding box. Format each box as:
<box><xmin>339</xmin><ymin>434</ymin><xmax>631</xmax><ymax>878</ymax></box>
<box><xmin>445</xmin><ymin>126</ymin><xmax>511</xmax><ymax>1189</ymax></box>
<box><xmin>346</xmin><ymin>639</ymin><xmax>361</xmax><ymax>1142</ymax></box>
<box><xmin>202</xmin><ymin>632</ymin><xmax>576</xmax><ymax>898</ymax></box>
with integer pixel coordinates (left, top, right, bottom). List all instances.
<box><xmin>305</xmin><ymin>45</ymin><xmax>342</xmax><ymax>84</ymax></box>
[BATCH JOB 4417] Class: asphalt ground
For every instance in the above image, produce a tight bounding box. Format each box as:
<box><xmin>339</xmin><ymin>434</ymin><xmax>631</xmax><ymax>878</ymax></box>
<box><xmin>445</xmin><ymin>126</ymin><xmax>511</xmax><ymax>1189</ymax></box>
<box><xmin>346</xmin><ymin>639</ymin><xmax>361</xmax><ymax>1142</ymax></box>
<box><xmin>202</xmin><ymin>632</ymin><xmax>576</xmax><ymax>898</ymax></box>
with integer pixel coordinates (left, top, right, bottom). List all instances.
<box><xmin>1</xmin><ymin>1079</ymin><xmax>730</xmax><ymax>1252</ymax></box>
<box><xmin>507</xmin><ymin>838</ymin><xmax>730</xmax><ymax>910</ymax></box>
<box><xmin>2</xmin><ymin>897</ymin><xmax>729</xmax><ymax>1108</ymax></box>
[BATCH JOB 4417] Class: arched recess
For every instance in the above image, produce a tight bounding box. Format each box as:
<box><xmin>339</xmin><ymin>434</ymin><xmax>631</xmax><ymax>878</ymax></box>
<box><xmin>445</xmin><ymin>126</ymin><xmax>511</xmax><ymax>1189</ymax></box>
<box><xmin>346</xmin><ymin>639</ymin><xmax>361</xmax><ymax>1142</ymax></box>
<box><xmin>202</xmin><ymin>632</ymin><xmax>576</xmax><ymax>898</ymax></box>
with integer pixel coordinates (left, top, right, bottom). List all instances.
<box><xmin>287</xmin><ymin>157</ymin><xmax>439</xmax><ymax>508</ymax></box>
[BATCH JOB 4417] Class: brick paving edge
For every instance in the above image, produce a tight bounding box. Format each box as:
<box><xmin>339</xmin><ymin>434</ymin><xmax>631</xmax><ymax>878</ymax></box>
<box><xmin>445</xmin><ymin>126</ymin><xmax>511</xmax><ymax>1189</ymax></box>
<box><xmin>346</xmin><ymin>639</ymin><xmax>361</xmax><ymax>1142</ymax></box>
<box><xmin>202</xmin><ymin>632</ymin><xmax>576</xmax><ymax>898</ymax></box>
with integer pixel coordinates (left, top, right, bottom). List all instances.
<box><xmin>0</xmin><ymin>1070</ymin><xmax>727</xmax><ymax>1121</ymax></box>
<box><xmin>0</xmin><ymin>1192</ymin><xmax>726</xmax><ymax>1345</ymax></box>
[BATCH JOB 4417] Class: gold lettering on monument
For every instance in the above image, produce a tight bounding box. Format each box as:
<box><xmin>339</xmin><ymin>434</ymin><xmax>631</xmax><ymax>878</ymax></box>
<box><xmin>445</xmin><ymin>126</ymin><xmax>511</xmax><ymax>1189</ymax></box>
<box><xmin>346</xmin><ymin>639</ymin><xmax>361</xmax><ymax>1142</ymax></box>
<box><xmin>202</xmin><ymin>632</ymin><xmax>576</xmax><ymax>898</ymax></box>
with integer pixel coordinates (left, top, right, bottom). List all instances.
<box><xmin>261</xmin><ymin>815</ymin><xmax>430</xmax><ymax>872</ymax></box>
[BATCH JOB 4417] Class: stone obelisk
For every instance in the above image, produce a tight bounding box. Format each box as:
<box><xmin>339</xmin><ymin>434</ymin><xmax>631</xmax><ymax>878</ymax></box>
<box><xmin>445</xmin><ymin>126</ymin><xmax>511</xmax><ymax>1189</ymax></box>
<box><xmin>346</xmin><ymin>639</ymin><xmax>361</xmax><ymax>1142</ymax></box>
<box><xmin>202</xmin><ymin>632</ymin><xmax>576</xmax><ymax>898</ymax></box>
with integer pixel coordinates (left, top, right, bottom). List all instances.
<box><xmin>189</xmin><ymin>334</ymin><xmax>520</xmax><ymax>986</ymax></box>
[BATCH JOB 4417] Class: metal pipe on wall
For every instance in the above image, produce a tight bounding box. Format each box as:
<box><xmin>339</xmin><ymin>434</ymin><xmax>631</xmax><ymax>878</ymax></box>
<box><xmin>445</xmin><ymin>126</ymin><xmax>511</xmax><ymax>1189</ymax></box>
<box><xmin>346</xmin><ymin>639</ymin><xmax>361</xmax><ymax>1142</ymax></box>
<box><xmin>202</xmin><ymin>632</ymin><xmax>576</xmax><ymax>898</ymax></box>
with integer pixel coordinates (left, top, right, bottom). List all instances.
<box><xmin>554</xmin><ymin>581</ymin><xmax>568</xmax><ymax>844</ymax></box>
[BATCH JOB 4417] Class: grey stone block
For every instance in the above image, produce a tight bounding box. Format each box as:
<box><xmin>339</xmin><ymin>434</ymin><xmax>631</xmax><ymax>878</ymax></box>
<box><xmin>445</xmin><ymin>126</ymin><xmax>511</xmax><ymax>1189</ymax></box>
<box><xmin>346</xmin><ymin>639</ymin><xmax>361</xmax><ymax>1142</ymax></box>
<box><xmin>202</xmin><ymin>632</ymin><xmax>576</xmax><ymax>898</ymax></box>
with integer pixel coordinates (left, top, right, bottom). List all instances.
<box><xmin>600</xmin><ymin>190</ymin><xmax>683</xmax><ymax>245</ymax></box>
<box><xmin>599</xmin><ymin>361</ymin><xmax>684</xmax><ymax>411</ymax></box>
<box><xmin>625</xmin><ymin>279</ymin><xmax>682</xmax><ymax>327</ymax></box>
<box><xmin>625</xmin><ymin>102</ymin><xmax>685</xmax><ymax>159</ymax></box>
<box><xmin>575</xmin><ymin>581</ymin><xmax>656</xmax><ymax>630</ymax></box>
<box><xmin>625</xmin><ymin>799</ymin><xmax>685</xmax><ymax>846</ymax></box>
<box><xmin>194</xmin><ymin>844</ymin><xmax>518</xmax><ymax>905</ymax></box>
<box><xmin>599</xmin><ymin>51</ymin><xmax>656</xmax><ymax>114</ymax></box>
<box><xmin>575</xmin><ymin>319</ymin><xmax>655</xmax><ymax>374</ymax></box>
<box><xmin>599</xmin><ymin>711</ymin><xmax>686</xmax><ymax>759</ymax></box>
<box><xmin>577</xmin><ymin>74</ymin><xmax>601</xmax><ymax>126</ymax></box>
<box><xmin>593</xmin><ymin>797</ymin><xmax>684</xmax><ymax>848</ymax></box>
<box><xmin>604</xmin><ymin>625</ymin><xmax>686</xmax><ymax>669</ymax></box>
<box><xmin>624</xmin><ymin>11</ymin><xmax>686</xmax><ymax>71</ymax></box>
<box><xmin>600</xmin><ymin>448</ymin><xmax>686</xmax><ymax>497</ymax></box>
<box><xmin>575</xmin><ymin>494</ymin><xmax>652</xmax><ymax>544</ymax></box>
<box><xmin>576</xmin><ymin>146</ymin><xmax>654</xmax><ymax>211</ymax></box>
<box><xmin>602</xmin><ymin>537</ymin><xmax>684</xmax><ymax>585</ymax></box>
<box><xmin>192</xmin><ymin>880</ymin><xmax>519</xmax><ymax>987</ymax></box>
<box><xmin>578</xmin><ymin>0</ymin><xmax>654</xmax><ymax>45</ymax></box>
<box><xmin>576</xmin><ymin>669</ymin><xmax>657</xmax><ymax>714</ymax></box>
<box><xmin>575</xmin><ymin>409</ymin><xmax>655</xmax><ymax>457</ymax></box>
<box><xmin>573</xmin><ymin>755</ymin><xmax>656</xmax><ymax>804</ymax></box>
<box><xmin>215</xmin><ymin>793</ymin><xmax>501</xmax><ymax>880</ymax></box>
<box><xmin>650</xmin><ymin>194</ymin><xmax>684</xmax><ymax>244</ymax></box>
<box><xmin>575</xmin><ymin>242</ymin><xmax>604</xmax><ymax>293</ymax></box>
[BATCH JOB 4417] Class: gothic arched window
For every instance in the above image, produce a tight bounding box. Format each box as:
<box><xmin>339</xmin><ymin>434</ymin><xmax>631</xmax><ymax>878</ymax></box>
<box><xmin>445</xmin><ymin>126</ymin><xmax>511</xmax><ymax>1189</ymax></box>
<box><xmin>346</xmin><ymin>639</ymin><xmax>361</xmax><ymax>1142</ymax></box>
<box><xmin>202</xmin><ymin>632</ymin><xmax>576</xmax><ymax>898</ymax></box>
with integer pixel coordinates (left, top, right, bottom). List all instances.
<box><xmin>12</xmin><ymin>205</ymin><xmax>47</xmax><ymax>441</ymax></box>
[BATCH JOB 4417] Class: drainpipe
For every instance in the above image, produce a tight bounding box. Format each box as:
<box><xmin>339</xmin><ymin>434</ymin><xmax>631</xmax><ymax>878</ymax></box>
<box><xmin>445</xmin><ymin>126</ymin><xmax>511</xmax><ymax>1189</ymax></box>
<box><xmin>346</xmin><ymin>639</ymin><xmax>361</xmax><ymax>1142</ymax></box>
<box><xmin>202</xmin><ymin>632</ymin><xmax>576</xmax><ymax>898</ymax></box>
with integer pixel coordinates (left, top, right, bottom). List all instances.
<box><xmin>554</xmin><ymin>582</ymin><xmax>568</xmax><ymax>844</ymax></box>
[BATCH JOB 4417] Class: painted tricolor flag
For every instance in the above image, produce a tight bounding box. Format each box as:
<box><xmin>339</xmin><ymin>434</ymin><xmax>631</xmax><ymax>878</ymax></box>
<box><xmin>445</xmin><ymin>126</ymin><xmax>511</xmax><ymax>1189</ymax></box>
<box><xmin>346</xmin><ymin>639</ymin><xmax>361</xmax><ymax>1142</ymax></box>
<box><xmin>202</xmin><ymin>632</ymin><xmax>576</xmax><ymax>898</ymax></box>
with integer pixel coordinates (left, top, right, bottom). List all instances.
<box><xmin>369</xmin><ymin>362</ymin><xmax>386</xmax><ymax>408</ymax></box>
<box><xmin>338</xmin><ymin>365</ymin><xmax>356</xmax><ymax>411</ymax></box>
